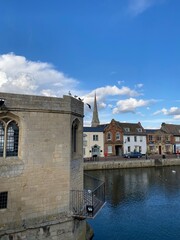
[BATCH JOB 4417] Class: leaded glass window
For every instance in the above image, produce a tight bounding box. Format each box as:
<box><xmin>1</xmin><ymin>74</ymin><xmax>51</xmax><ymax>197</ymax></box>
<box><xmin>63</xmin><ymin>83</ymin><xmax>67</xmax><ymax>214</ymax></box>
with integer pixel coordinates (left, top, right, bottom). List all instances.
<box><xmin>6</xmin><ymin>121</ymin><xmax>19</xmax><ymax>156</ymax></box>
<box><xmin>0</xmin><ymin>119</ymin><xmax>19</xmax><ymax>158</ymax></box>
<box><xmin>0</xmin><ymin>122</ymin><xmax>4</xmax><ymax>157</ymax></box>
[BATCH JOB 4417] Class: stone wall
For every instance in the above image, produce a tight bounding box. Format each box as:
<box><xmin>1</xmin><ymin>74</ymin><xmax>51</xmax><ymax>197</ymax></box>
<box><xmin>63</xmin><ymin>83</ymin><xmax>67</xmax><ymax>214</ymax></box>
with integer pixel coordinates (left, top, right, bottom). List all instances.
<box><xmin>0</xmin><ymin>218</ymin><xmax>88</xmax><ymax>240</ymax></box>
<box><xmin>84</xmin><ymin>158</ymin><xmax>180</xmax><ymax>170</ymax></box>
<box><xmin>0</xmin><ymin>92</ymin><xmax>85</xmax><ymax>239</ymax></box>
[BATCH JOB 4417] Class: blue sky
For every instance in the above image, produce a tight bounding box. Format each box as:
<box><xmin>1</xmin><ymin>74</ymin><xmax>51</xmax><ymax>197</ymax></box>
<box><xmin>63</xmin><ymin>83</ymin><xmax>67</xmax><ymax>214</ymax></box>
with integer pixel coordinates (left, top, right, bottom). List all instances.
<box><xmin>0</xmin><ymin>0</ymin><xmax>180</xmax><ymax>128</ymax></box>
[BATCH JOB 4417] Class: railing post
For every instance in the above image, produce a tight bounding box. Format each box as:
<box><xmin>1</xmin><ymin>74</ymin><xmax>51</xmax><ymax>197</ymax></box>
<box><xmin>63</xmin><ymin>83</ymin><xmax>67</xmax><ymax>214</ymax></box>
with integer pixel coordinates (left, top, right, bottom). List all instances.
<box><xmin>71</xmin><ymin>175</ymin><xmax>105</xmax><ymax>218</ymax></box>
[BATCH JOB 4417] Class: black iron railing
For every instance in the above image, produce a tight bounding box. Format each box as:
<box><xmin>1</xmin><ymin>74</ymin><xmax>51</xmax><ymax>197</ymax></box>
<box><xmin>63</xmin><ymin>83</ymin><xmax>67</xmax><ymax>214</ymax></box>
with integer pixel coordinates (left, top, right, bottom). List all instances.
<box><xmin>70</xmin><ymin>174</ymin><xmax>105</xmax><ymax>218</ymax></box>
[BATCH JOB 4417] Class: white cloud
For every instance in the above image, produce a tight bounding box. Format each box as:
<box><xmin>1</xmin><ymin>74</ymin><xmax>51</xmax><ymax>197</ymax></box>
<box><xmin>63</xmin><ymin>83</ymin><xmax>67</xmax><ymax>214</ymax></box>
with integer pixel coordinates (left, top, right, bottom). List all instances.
<box><xmin>0</xmin><ymin>53</ymin><xmax>79</xmax><ymax>96</ymax></box>
<box><xmin>128</xmin><ymin>0</ymin><xmax>160</xmax><ymax>16</ymax></box>
<box><xmin>83</xmin><ymin>85</ymin><xmax>142</xmax><ymax>113</ymax></box>
<box><xmin>135</xmin><ymin>83</ymin><xmax>143</xmax><ymax>88</ymax></box>
<box><xmin>117</xmin><ymin>80</ymin><xmax>125</xmax><ymax>85</ymax></box>
<box><xmin>153</xmin><ymin>107</ymin><xmax>180</xmax><ymax>119</ymax></box>
<box><xmin>99</xmin><ymin>102</ymin><xmax>107</xmax><ymax>109</ymax></box>
<box><xmin>112</xmin><ymin>97</ymin><xmax>154</xmax><ymax>114</ymax></box>
<box><xmin>84</xmin><ymin>85</ymin><xmax>140</xmax><ymax>103</ymax></box>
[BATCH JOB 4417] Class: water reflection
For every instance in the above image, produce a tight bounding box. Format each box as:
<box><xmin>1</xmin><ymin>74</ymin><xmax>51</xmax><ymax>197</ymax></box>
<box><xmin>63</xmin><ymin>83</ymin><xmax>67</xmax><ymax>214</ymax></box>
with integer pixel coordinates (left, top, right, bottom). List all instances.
<box><xmin>86</xmin><ymin>166</ymin><xmax>180</xmax><ymax>240</ymax></box>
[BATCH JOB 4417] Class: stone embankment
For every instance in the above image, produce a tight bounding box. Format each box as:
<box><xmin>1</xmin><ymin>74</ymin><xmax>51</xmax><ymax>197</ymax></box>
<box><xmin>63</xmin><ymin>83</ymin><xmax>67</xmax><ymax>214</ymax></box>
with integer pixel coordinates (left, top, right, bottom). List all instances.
<box><xmin>84</xmin><ymin>157</ymin><xmax>180</xmax><ymax>171</ymax></box>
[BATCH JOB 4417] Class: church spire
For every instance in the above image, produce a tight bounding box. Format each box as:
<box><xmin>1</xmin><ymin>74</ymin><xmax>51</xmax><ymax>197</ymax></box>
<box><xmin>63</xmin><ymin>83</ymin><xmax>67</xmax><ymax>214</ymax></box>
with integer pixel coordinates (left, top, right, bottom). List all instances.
<box><xmin>91</xmin><ymin>93</ymin><xmax>100</xmax><ymax>127</ymax></box>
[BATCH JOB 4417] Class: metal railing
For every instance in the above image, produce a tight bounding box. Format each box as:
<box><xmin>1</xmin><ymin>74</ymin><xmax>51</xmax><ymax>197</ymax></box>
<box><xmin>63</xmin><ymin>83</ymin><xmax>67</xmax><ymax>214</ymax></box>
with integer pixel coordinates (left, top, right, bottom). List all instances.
<box><xmin>70</xmin><ymin>174</ymin><xmax>105</xmax><ymax>218</ymax></box>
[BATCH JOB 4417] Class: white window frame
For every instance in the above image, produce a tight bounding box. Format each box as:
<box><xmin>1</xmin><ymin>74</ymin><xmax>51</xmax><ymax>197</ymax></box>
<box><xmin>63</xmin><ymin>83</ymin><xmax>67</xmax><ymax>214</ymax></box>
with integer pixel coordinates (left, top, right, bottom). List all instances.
<box><xmin>107</xmin><ymin>132</ymin><xmax>112</xmax><ymax>141</ymax></box>
<box><xmin>116</xmin><ymin>132</ymin><xmax>120</xmax><ymax>140</ymax></box>
<box><xmin>107</xmin><ymin>145</ymin><xmax>112</xmax><ymax>153</ymax></box>
<box><xmin>93</xmin><ymin>135</ymin><xmax>98</xmax><ymax>141</ymax></box>
<box><xmin>0</xmin><ymin>119</ymin><xmax>19</xmax><ymax>158</ymax></box>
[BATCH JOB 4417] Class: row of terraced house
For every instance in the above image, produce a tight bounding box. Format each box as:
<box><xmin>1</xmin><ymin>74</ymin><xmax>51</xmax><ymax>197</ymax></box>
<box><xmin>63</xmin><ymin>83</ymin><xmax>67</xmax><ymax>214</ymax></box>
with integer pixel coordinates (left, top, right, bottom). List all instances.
<box><xmin>83</xmin><ymin>95</ymin><xmax>180</xmax><ymax>159</ymax></box>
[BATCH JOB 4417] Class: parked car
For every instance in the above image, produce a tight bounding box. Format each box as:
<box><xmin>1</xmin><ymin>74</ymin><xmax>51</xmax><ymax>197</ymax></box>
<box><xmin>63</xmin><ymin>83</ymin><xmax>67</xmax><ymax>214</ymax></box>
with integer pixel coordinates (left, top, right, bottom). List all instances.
<box><xmin>123</xmin><ymin>152</ymin><xmax>142</xmax><ymax>158</ymax></box>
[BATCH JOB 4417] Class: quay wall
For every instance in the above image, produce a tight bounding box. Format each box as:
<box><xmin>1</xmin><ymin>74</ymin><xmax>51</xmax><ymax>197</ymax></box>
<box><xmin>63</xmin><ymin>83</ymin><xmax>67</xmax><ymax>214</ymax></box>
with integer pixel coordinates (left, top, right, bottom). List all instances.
<box><xmin>84</xmin><ymin>158</ymin><xmax>180</xmax><ymax>171</ymax></box>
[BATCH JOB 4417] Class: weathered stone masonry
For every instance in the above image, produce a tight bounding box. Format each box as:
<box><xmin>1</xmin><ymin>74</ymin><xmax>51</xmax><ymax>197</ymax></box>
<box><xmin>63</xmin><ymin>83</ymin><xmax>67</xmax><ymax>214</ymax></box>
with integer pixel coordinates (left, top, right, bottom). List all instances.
<box><xmin>0</xmin><ymin>92</ymin><xmax>88</xmax><ymax>240</ymax></box>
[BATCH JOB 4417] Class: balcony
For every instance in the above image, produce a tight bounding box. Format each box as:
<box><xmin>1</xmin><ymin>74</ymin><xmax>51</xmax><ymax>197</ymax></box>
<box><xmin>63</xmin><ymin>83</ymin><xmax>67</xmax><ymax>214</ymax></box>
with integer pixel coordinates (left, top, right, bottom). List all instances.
<box><xmin>70</xmin><ymin>174</ymin><xmax>105</xmax><ymax>219</ymax></box>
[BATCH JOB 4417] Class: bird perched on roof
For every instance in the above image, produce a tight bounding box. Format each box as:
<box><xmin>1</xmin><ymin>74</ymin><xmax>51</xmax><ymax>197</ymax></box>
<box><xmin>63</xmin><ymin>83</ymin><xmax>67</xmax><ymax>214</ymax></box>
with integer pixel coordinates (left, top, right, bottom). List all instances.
<box><xmin>78</xmin><ymin>97</ymin><xmax>83</xmax><ymax>101</ymax></box>
<box><xmin>86</xmin><ymin>103</ymin><xmax>91</xmax><ymax>109</ymax></box>
<box><xmin>68</xmin><ymin>91</ymin><xmax>72</xmax><ymax>96</ymax></box>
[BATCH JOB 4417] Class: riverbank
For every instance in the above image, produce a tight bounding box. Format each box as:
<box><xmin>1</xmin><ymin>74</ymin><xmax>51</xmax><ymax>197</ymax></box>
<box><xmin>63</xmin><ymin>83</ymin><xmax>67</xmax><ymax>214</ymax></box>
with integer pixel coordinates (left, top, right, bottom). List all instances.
<box><xmin>84</xmin><ymin>157</ymin><xmax>180</xmax><ymax>170</ymax></box>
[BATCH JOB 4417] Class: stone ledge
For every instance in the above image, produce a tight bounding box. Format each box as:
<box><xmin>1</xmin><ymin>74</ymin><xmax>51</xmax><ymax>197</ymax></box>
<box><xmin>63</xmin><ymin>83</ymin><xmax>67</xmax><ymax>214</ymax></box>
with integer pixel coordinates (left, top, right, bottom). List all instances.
<box><xmin>84</xmin><ymin>158</ymin><xmax>180</xmax><ymax>170</ymax></box>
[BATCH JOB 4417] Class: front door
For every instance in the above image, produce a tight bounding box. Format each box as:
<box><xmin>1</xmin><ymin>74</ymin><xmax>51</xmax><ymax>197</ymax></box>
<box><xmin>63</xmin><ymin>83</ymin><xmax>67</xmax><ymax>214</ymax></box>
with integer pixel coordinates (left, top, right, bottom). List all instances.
<box><xmin>92</xmin><ymin>145</ymin><xmax>100</xmax><ymax>157</ymax></box>
<box><xmin>115</xmin><ymin>145</ymin><xmax>122</xmax><ymax>156</ymax></box>
<box><xmin>159</xmin><ymin>146</ymin><xmax>162</xmax><ymax>155</ymax></box>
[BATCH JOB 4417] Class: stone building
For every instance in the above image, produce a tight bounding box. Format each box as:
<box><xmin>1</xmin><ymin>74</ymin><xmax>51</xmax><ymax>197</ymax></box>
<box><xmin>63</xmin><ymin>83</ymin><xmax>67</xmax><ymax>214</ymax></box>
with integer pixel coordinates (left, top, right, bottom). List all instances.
<box><xmin>145</xmin><ymin>123</ymin><xmax>180</xmax><ymax>155</ymax></box>
<box><xmin>0</xmin><ymin>92</ymin><xmax>92</xmax><ymax>240</ymax></box>
<box><xmin>161</xmin><ymin>123</ymin><xmax>180</xmax><ymax>153</ymax></box>
<box><xmin>146</xmin><ymin>128</ymin><xmax>173</xmax><ymax>155</ymax></box>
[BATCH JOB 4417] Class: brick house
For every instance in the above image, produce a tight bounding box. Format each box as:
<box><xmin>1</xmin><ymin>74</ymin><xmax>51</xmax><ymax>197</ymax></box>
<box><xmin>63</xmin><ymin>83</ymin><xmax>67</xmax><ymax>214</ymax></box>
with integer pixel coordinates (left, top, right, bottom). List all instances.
<box><xmin>104</xmin><ymin>119</ymin><xmax>124</xmax><ymax>156</ymax></box>
<box><xmin>104</xmin><ymin>119</ymin><xmax>146</xmax><ymax>156</ymax></box>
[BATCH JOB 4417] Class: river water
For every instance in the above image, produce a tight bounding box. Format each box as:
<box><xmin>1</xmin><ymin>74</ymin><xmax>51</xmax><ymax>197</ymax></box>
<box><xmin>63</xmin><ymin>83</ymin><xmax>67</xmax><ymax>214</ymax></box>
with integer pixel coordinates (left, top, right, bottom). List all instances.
<box><xmin>86</xmin><ymin>166</ymin><xmax>180</xmax><ymax>240</ymax></box>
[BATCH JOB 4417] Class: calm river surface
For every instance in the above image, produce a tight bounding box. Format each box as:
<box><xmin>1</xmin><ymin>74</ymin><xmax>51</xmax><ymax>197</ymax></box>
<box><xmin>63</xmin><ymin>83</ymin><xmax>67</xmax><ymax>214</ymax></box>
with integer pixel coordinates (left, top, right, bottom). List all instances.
<box><xmin>86</xmin><ymin>166</ymin><xmax>180</xmax><ymax>240</ymax></box>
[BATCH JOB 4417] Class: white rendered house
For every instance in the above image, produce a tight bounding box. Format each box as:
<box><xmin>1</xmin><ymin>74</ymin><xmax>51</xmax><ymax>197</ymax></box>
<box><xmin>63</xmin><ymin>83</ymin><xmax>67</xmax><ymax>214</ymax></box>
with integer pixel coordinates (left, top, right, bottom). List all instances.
<box><xmin>83</xmin><ymin>126</ymin><xmax>106</xmax><ymax>158</ymax></box>
<box><xmin>123</xmin><ymin>134</ymin><xmax>147</xmax><ymax>155</ymax></box>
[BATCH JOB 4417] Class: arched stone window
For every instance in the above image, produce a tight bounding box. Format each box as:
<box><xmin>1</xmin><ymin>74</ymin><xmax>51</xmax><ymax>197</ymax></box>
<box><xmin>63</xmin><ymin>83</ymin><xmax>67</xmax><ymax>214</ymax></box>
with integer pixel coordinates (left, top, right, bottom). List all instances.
<box><xmin>72</xmin><ymin>122</ymin><xmax>78</xmax><ymax>153</ymax></box>
<box><xmin>71</xmin><ymin>118</ymin><xmax>82</xmax><ymax>158</ymax></box>
<box><xmin>0</xmin><ymin>119</ymin><xmax>19</xmax><ymax>158</ymax></box>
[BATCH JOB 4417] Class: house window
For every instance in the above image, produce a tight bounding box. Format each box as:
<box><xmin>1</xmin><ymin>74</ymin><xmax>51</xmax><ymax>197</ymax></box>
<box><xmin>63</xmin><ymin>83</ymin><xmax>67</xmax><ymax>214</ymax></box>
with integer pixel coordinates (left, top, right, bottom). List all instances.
<box><xmin>127</xmin><ymin>137</ymin><xmax>130</xmax><ymax>142</ymax></box>
<box><xmin>156</xmin><ymin>135</ymin><xmax>161</xmax><ymax>141</ymax></box>
<box><xmin>149</xmin><ymin>145</ymin><xmax>155</xmax><ymax>152</ymax></box>
<box><xmin>137</xmin><ymin>128</ymin><xmax>142</xmax><ymax>132</ymax></box>
<box><xmin>165</xmin><ymin>135</ymin><xmax>170</xmax><ymax>141</ymax></box>
<box><xmin>107</xmin><ymin>132</ymin><xmax>112</xmax><ymax>141</ymax></box>
<box><xmin>124</xmin><ymin>128</ymin><xmax>130</xmax><ymax>132</ymax></box>
<box><xmin>165</xmin><ymin>145</ymin><xmax>170</xmax><ymax>153</ymax></box>
<box><xmin>116</xmin><ymin>132</ymin><xmax>120</xmax><ymax>140</ymax></box>
<box><xmin>83</xmin><ymin>140</ymin><xmax>87</xmax><ymax>147</ymax></box>
<box><xmin>93</xmin><ymin>135</ymin><xmax>98</xmax><ymax>141</ymax></box>
<box><xmin>175</xmin><ymin>137</ymin><xmax>180</xmax><ymax>142</ymax></box>
<box><xmin>107</xmin><ymin>145</ymin><xmax>112</xmax><ymax>153</ymax></box>
<box><xmin>0</xmin><ymin>119</ymin><xmax>19</xmax><ymax>158</ymax></box>
<box><xmin>134</xmin><ymin>136</ymin><xmax>137</xmax><ymax>142</ymax></box>
<box><xmin>149</xmin><ymin>135</ymin><xmax>153</xmax><ymax>141</ymax></box>
<box><xmin>134</xmin><ymin>146</ymin><xmax>138</xmax><ymax>152</ymax></box>
<box><xmin>128</xmin><ymin>146</ymin><xmax>131</xmax><ymax>152</ymax></box>
<box><xmin>0</xmin><ymin>192</ymin><xmax>8</xmax><ymax>209</ymax></box>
